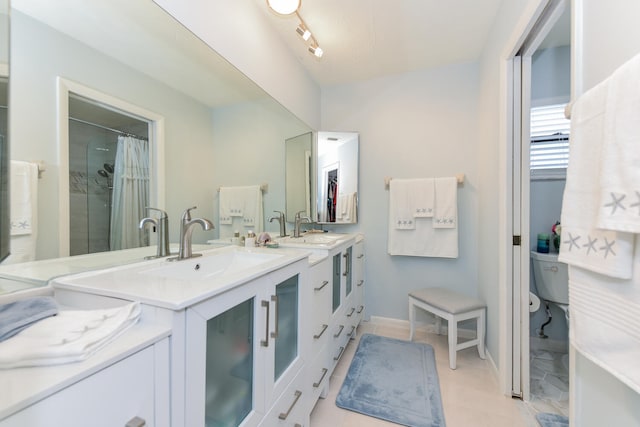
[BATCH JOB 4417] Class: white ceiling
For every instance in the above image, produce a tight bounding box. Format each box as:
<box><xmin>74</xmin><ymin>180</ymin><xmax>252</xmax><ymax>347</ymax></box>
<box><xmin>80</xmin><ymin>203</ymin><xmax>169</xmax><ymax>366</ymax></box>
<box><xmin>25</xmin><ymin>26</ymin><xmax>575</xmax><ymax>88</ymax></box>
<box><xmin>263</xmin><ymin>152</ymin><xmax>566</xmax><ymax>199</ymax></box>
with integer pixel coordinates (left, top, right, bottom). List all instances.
<box><xmin>256</xmin><ymin>0</ymin><xmax>505</xmax><ymax>87</ymax></box>
<box><xmin>257</xmin><ymin>0</ymin><xmax>572</xmax><ymax>87</ymax></box>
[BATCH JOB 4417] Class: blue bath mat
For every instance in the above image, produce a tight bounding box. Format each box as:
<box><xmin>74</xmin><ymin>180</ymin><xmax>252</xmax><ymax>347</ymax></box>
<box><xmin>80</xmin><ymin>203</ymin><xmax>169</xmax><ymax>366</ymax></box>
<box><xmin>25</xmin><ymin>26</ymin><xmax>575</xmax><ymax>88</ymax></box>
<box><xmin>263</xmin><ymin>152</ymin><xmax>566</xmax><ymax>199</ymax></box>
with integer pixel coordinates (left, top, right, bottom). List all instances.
<box><xmin>336</xmin><ymin>334</ymin><xmax>446</xmax><ymax>427</ymax></box>
<box><xmin>536</xmin><ymin>412</ymin><xmax>569</xmax><ymax>427</ymax></box>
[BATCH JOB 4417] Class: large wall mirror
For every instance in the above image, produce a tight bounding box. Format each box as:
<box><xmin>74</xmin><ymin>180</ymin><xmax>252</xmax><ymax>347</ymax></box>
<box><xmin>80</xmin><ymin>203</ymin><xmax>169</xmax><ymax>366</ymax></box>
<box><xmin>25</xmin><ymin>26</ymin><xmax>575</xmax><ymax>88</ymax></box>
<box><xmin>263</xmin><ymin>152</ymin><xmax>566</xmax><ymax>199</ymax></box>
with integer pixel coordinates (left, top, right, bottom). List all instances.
<box><xmin>0</xmin><ymin>0</ymin><xmax>311</xmax><ymax>280</ymax></box>
<box><xmin>0</xmin><ymin>0</ymin><xmax>9</xmax><ymax>262</ymax></box>
<box><xmin>285</xmin><ymin>132</ymin><xmax>313</xmax><ymax>223</ymax></box>
<box><xmin>316</xmin><ymin>131</ymin><xmax>359</xmax><ymax>224</ymax></box>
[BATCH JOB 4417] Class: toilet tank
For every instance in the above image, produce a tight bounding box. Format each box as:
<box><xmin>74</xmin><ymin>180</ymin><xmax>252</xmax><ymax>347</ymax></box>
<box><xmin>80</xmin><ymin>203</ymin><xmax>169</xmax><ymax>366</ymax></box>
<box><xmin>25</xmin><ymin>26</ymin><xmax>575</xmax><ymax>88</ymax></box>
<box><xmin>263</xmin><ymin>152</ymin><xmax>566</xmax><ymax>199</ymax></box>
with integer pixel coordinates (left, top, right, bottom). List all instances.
<box><xmin>530</xmin><ymin>251</ymin><xmax>569</xmax><ymax>305</ymax></box>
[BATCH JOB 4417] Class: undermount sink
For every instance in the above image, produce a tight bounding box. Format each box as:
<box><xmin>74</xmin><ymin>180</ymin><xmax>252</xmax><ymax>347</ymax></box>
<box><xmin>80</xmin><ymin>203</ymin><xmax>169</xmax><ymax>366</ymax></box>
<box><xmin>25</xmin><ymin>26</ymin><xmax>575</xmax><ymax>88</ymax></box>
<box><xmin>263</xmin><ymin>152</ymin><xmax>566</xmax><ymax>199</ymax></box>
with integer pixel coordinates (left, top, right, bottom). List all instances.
<box><xmin>140</xmin><ymin>250</ymin><xmax>284</xmax><ymax>280</ymax></box>
<box><xmin>277</xmin><ymin>233</ymin><xmax>344</xmax><ymax>246</ymax></box>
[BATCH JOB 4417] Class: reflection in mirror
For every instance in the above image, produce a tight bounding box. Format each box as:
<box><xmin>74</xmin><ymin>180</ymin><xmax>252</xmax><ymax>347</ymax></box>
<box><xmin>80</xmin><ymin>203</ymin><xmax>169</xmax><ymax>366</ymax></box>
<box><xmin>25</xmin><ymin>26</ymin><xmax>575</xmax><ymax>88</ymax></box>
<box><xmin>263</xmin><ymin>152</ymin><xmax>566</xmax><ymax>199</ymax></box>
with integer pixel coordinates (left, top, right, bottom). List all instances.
<box><xmin>316</xmin><ymin>132</ymin><xmax>359</xmax><ymax>224</ymax></box>
<box><xmin>285</xmin><ymin>132</ymin><xmax>313</xmax><ymax>223</ymax></box>
<box><xmin>0</xmin><ymin>0</ymin><xmax>8</xmax><ymax>262</ymax></box>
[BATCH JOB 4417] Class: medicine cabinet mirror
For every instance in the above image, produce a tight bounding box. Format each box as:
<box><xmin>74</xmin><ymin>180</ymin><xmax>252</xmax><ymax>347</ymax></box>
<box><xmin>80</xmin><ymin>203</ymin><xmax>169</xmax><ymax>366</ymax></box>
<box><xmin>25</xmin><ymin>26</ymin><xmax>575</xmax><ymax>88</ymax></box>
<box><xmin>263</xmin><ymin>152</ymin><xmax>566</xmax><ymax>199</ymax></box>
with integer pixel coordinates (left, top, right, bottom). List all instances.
<box><xmin>316</xmin><ymin>132</ymin><xmax>359</xmax><ymax>224</ymax></box>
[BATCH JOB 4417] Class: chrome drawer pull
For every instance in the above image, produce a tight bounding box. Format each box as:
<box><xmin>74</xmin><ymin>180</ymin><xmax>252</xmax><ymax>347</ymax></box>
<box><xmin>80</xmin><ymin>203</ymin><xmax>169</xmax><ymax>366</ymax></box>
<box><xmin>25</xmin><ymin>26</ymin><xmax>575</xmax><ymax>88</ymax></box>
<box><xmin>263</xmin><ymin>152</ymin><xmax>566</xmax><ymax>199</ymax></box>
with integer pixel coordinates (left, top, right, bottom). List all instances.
<box><xmin>343</xmin><ymin>252</ymin><xmax>350</xmax><ymax>276</ymax></box>
<box><xmin>357</xmin><ymin>279</ymin><xmax>364</xmax><ymax>287</ymax></box>
<box><xmin>314</xmin><ymin>324</ymin><xmax>328</xmax><ymax>339</ymax></box>
<box><xmin>357</xmin><ymin>254</ymin><xmax>364</xmax><ymax>259</ymax></box>
<box><xmin>357</xmin><ymin>305</ymin><xmax>364</xmax><ymax>314</ymax></box>
<box><xmin>260</xmin><ymin>300</ymin><xmax>270</xmax><ymax>347</ymax></box>
<box><xmin>334</xmin><ymin>324</ymin><xmax>345</xmax><ymax>338</ymax></box>
<box><xmin>313</xmin><ymin>367</ymin><xmax>329</xmax><ymax>387</ymax></box>
<box><xmin>314</xmin><ymin>280</ymin><xmax>329</xmax><ymax>291</ymax></box>
<box><xmin>346</xmin><ymin>307</ymin><xmax>355</xmax><ymax>317</ymax></box>
<box><xmin>125</xmin><ymin>416</ymin><xmax>146</xmax><ymax>427</ymax></box>
<box><xmin>334</xmin><ymin>346</ymin><xmax>345</xmax><ymax>361</ymax></box>
<box><xmin>278</xmin><ymin>390</ymin><xmax>302</xmax><ymax>420</ymax></box>
<box><xmin>347</xmin><ymin>325</ymin><xmax>356</xmax><ymax>337</ymax></box>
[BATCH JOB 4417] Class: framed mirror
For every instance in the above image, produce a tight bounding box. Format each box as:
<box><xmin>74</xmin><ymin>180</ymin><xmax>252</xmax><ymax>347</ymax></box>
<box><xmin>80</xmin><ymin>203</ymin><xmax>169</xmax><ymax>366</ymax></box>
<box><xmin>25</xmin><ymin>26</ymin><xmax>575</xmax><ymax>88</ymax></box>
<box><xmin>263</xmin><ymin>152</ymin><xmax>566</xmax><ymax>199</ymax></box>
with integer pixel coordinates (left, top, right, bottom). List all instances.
<box><xmin>316</xmin><ymin>131</ymin><xmax>359</xmax><ymax>224</ymax></box>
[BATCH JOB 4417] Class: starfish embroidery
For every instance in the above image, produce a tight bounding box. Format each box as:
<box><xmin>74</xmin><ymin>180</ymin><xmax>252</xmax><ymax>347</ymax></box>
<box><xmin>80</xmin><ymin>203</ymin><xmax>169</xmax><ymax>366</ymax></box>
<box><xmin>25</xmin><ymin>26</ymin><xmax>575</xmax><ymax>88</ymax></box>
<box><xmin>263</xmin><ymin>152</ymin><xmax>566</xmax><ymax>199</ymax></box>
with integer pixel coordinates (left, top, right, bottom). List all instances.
<box><xmin>583</xmin><ymin>236</ymin><xmax>598</xmax><ymax>255</ymax></box>
<box><xmin>600</xmin><ymin>238</ymin><xmax>616</xmax><ymax>258</ymax></box>
<box><xmin>564</xmin><ymin>233</ymin><xmax>581</xmax><ymax>251</ymax></box>
<box><xmin>630</xmin><ymin>191</ymin><xmax>640</xmax><ymax>215</ymax></box>
<box><xmin>604</xmin><ymin>192</ymin><xmax>626</xmax><ymax>214</ymax></box>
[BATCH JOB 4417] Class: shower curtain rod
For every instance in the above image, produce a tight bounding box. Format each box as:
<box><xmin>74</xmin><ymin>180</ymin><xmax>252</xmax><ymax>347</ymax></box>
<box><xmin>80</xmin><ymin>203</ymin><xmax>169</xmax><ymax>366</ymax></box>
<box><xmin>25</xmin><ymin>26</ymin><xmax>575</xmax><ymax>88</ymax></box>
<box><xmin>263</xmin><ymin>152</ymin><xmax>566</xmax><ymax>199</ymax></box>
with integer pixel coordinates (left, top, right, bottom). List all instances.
<box><xmin>69</xmin><ymin>117</ymin><xmax>148</xmax><ymax>140</ymax></box>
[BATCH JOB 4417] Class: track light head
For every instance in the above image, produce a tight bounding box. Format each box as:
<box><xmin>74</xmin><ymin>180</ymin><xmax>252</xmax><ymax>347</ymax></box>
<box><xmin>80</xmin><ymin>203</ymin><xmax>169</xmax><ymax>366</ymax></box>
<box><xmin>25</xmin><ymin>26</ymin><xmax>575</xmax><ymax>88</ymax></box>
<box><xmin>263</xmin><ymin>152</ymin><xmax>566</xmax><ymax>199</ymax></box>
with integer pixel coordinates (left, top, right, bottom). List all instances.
<box><xmin>296</xmin><ymin>24</ymin><xmax>311</xmax><ymax>41</ymax></box>
<box><xmin>266</xmin><ymin>0</ymin><xmax>300</xmax><ymax>15</ymax></box>
<box><xmin>308</xmin><ymin>44</ymin><xmax>323</xmax><ymax>58</ymax></box>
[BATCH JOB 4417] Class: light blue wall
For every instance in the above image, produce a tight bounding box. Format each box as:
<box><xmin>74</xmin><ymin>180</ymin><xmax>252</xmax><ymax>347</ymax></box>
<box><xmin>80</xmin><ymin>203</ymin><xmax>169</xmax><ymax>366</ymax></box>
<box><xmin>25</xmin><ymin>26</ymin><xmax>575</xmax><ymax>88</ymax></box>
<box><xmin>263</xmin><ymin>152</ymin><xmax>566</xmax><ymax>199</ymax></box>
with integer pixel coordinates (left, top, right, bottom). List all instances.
<box><xmin>320</xmin><ymin>62</ymin><xmax>480</xmax><ymax>322</ymax></box>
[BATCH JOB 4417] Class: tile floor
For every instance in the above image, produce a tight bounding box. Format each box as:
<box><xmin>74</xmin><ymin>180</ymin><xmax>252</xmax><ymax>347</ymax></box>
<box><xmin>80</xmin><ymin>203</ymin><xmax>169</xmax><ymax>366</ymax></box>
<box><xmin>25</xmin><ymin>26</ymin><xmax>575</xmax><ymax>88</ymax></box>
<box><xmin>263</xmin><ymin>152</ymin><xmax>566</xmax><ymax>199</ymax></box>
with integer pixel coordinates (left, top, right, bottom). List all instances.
<box><xmin>528</xmin><ymin>348</ymin><xmax>570</xmax><ymax>417</ymax></box>
<box><xmin>310</xmin><ymin>320</ymin><xmax>539</xmax><ymax>427</ymax></box>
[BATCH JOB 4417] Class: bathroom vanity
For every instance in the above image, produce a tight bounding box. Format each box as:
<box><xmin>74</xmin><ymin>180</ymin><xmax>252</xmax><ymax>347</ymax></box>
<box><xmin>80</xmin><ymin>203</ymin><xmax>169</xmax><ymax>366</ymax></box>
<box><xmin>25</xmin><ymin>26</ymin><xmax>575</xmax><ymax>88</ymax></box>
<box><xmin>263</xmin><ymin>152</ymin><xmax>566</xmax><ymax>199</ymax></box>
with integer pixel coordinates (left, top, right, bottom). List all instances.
<box><xmin>0</xmin><ymin>234</ymin><xmax>365</xmax><ymax>427</ymax></box>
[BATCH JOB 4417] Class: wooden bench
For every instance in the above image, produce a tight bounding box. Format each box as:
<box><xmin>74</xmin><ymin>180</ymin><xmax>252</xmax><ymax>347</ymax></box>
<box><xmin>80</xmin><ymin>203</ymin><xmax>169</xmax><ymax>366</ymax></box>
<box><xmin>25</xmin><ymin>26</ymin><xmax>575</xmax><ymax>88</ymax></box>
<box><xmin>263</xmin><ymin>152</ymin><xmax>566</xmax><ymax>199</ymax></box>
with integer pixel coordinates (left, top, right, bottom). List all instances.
<box><xmin>408</xmin><ymin>287</ymin><xmax>486</xmax><ymax>369</ymax></box>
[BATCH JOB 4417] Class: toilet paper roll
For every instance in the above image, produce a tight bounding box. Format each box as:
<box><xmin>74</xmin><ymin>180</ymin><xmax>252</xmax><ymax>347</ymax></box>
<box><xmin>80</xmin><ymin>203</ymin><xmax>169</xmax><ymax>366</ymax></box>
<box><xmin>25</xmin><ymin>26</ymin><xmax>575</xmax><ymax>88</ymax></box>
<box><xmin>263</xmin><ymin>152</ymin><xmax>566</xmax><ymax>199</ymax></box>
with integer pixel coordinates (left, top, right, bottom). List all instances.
<box><xmin>529</xmin><ymin>292</ymin><xmax>541</xmax><ymax>312</ymax></box>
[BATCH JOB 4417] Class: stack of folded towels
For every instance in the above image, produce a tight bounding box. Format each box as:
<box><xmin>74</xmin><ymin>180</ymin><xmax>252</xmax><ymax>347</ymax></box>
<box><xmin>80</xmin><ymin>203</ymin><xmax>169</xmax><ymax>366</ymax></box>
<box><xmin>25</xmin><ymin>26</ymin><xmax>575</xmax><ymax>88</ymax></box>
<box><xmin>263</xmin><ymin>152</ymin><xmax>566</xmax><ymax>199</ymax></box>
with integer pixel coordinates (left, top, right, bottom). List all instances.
<box><xmin>0</xmin><ymin>296</ymin><xmax>141</xmax><ymax>369</ymax></box>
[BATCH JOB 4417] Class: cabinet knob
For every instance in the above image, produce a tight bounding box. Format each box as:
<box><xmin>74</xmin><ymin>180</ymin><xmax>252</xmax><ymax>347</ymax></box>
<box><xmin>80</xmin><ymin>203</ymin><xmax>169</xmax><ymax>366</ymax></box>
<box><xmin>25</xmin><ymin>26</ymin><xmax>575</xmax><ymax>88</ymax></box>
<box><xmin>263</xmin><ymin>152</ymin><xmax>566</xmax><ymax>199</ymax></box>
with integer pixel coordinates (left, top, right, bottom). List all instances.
<box><xmin>125</xmin><ymin>416</ymin><xmax>146</xmax><ymax>427</ymax></box>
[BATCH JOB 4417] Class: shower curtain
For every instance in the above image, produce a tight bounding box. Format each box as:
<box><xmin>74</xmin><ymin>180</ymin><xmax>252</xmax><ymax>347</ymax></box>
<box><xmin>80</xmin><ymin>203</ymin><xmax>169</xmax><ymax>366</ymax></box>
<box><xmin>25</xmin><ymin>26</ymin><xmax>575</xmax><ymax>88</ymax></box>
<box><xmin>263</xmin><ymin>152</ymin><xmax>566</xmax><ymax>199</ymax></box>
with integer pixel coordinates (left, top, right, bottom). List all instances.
<box><xmin>109</xmin><ymin>135</ymin><xmax>149</xmax><ymax>250</ymax></box>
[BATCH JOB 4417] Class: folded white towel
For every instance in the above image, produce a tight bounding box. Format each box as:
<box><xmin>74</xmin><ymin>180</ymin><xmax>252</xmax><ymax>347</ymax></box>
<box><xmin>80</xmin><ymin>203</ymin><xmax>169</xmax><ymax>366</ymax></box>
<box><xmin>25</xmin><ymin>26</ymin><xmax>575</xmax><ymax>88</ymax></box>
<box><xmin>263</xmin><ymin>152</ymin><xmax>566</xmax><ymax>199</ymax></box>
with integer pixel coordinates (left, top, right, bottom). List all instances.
<box><xmin>433</xmin><ymin>177</ymin><xmax>457</xmax><ymax>229</ymax></box>
<box><xmin>558</xmin><ymin>77</ymin><xmax>635</xmax><ymax>279</ymax></box>
<box><xmin>388</xmin><ymin>178</ymin><xmax>458</xmax><ymax>258</ymax></box>
<box><xmin>596</xmin><ymin>53</ymin><xmax>640</xmax><ymax>233</ymax></box>
<box><xmin>336</xmin><ymin>192</ymin><xmax>357</xmax><ymax>223</ymax></box>
<box><xmin>0</xmin><ymin>302</ymin><xmax>141</xmax><ymax>369</ymax></box>
<box><xmin>218</xmin><ymin>186</ymin><xmax>263</xmax><ymax>238</ymax></box>
<box><xmin>389</xmin><ymin>180</ymin><xmax>416</xmax><ymax>230</ymax></box>
<box><xmin>408</xmin><ymin>178</ymin><xmax>434</xmax><ymax>218</ymax></box>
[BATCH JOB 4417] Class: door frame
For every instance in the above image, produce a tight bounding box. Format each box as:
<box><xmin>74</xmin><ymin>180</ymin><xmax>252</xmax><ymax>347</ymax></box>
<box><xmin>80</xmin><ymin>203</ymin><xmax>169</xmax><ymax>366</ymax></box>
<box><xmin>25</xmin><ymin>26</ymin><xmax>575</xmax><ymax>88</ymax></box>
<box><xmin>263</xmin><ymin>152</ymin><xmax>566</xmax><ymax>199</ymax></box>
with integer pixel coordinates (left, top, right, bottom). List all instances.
<box><xmin>56</xmin><ymin>77</ymin><xmax>165</xmax><ymax>257</ymax></box>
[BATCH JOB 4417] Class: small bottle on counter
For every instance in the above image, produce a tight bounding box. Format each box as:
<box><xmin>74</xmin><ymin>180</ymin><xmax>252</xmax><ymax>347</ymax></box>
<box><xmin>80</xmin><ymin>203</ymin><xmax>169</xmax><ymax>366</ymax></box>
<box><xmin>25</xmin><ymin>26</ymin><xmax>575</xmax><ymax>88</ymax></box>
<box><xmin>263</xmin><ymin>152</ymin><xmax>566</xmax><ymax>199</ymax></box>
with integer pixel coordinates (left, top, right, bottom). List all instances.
<box><xmin>537</xmin><ymin>233</ymin><xmax>550</xmax><ymax>253</ymax></box>
<box><xmin>231</xmin><ymin>230</ymin><xmax>240</xmax><ymax>246</ymax></box>
<box><xmin>245</xmin><ymin>230</ymin><xmax>256</xmax><ymax>247</ymax></box>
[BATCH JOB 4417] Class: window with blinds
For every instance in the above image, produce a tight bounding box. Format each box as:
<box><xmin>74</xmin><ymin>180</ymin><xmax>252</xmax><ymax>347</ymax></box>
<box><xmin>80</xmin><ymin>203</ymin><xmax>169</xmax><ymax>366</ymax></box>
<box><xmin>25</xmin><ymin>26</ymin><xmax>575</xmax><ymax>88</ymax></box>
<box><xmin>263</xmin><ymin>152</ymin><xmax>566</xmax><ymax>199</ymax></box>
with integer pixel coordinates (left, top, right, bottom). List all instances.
<box><xmin>530</xmin><ymin>104</ymin><xmax>570</xmax><ymax>176</ymax></box>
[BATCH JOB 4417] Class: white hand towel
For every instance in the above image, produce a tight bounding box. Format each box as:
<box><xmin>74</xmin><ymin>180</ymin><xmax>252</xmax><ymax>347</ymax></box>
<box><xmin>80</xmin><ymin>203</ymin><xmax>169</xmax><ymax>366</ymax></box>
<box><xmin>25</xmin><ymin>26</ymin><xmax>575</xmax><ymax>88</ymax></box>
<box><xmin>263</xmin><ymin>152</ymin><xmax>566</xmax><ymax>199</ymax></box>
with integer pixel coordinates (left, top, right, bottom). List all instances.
<box><xmin>596</xmin><ymin>53</ymin><xmax>640</xmax><ymax>233</ymax></box>
<box><xmin>389</xmin><ymin>179</ymin><xmax>416</xmax><ymax>230</ymax></box>
<box><xmin>219</xmin><ymin>187</ymin><xmax>243</xmax><ymax>225</ymax></box>
<box><xmin>4</xmin><ymin>161</ymin><xmax>39</xmax><ymax>264</ymax></box>
<box><xmin>408</xmin><ymin>178</ymin><xmax>435</xmax><ymax>218</ymax></box>
<box><xmin>433</xmin><ymin>177</ymin><xmax>457</xmax><ymax>229</ymax></box>
<box><xmin>239</xmin><ymin>185</ymin><xmax>263</xmax><ymax>229</ymax></box>
<box><xmin>388</xmin><ymin>179</ymin><xmax>458</xmax><ymax>258</ymax></box>
<box><xmin>558</xmin><ymin>76</ymin><xmax>635</xmax><ymax>279</ymax></box>
<box><xmin>0</xmin><ymin>302</ymin><xmax>141</xmax><ymax>369</ymax></box>
<box><xmin>218</xmin><ymin>186</ymin><xmax>263</xmax><ymax>238</ymax></box>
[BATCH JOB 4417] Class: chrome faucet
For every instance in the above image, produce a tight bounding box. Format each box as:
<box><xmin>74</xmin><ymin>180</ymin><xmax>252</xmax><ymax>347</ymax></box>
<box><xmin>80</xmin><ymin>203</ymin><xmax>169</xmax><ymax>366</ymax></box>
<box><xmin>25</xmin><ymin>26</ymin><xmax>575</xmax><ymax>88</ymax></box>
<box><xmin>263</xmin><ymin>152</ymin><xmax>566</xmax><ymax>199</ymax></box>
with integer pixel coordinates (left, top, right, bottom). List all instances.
<box><xmin>293</xmin><ymin>210</ymin><xmax>311</xmax><ymax>238</ymax></box>
<box><xmin>269</xmin><ymin>210</ymin><xmax>287</xmax><ymax>237</ymax></box>
<box><xmin>139</xmin><ymin>207</ymin><xmax>171</xmax><ymax>259</ymax></box>
<box><xmin>168</xmin><ymin>206</ymin><xmax>214</xmax><ymax>261</ymax></box>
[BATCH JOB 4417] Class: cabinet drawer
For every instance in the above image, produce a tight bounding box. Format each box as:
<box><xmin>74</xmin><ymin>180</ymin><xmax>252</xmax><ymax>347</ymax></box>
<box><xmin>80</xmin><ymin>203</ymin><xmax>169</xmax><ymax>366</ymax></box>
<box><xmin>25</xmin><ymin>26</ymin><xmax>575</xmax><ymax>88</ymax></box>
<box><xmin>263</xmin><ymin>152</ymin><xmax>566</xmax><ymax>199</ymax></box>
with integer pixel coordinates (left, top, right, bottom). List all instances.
<box><xmin>307</xmin><ymin>351</ymin><xmax>331</xmax><ymax>404</ymax></box>
<box><xmin>2</xmin><ymin>345</ymin><xmax>159</xmax><ymax>427</ymax></box>
<box><xmin>261</xmin><ymin>369</ymin><xmax>308</xmax><ymax>427</ymax></box>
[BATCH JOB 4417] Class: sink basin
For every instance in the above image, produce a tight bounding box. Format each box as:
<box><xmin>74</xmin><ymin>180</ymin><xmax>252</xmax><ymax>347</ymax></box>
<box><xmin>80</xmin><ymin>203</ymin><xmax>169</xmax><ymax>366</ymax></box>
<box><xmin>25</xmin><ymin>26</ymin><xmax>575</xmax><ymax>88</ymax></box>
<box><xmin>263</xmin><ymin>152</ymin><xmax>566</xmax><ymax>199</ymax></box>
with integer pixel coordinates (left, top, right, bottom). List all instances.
<box><xmin>277</xmin><ymin>233</ymin><xmax>344</xmax><ymax>246</ymax></box>
<box><xmin>140</xmin><ymin>250</ymin><xmax>284</xmax><ymax>280</ymax></box>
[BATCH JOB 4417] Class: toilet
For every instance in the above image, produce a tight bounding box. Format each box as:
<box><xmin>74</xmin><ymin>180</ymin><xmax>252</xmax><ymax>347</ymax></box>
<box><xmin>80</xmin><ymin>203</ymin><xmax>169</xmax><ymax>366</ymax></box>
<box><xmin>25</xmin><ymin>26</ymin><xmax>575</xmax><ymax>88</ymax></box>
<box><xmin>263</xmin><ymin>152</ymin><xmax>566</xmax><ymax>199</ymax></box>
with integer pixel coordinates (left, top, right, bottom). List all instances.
<box><xmin>530</xmin><ymin>251</ymin><xmax>569</xmax><ymax>324</ymax></box>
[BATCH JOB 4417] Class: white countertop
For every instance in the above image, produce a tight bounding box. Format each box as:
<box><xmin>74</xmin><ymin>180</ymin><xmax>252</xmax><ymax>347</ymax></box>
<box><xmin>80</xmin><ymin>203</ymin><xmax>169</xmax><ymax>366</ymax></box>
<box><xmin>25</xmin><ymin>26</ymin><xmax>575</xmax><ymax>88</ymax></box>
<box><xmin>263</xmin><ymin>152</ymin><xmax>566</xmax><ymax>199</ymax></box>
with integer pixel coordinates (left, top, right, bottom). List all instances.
<box><xmin>51</xmin><ymin>245</ymin><xmax>310</xmax><ymax>310</ymax></box>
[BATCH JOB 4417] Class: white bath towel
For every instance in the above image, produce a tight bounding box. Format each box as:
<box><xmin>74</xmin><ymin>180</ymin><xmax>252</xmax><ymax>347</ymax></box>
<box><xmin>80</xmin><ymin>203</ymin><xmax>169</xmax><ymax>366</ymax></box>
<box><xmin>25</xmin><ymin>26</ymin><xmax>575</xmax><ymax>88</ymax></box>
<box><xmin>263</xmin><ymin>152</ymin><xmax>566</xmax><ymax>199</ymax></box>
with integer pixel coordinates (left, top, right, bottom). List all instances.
<box><xmin>0</xmin><ymin>302</ymin><xmax>141</xmax><ymax>369</ymax></box>
<box><xmin>4</xmin><ymin>161</ymin><xmax>39</xmax><ymax>264</ymax></box>
<box><xmin>558</xmin><ymin>78</ymin><xmax>635</xmax><ymax>279</ymax></box>
<box><xmin>388</xmin><ymin>178</ymin><xmax>458</xmax><ymax>258</ymax></box>
<box><xmin>568</xmin><ymin>238</ymin><xmax>640</xmax><ymax>394</ymax></box>
<box><xmin>408</xmin><ymin>178</ymin><xmax>434</xmax><ymax>218</ymax></box>
<box><xmin>218</xmin><ymin>185</ymin><xmax>263</xmax><ymax>238</ymax></box>
<box><xmin>596</xmin><ymin>53</ymin><xmax>640</xmax><ymax>233</ymax></box>
<box><xmin>433</xmin><ymin>177</ymin><xmax>457</xmax><ymax>229</ymax></box>
<box><xmin>336</xmin><ymin>192</ymin><xmax>357</xmax><ymax>223</ymax></box>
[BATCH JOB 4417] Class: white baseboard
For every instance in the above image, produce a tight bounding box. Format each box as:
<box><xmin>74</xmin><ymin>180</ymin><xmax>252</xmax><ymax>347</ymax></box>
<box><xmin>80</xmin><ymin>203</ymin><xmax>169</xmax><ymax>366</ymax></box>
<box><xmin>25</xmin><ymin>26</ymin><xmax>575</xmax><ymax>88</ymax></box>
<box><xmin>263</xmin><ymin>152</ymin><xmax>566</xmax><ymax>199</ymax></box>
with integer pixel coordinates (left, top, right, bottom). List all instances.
<box><xmin>369</xmin><ymin>315</ymin><xmax>477</xmax><ymax>339</ymax></box>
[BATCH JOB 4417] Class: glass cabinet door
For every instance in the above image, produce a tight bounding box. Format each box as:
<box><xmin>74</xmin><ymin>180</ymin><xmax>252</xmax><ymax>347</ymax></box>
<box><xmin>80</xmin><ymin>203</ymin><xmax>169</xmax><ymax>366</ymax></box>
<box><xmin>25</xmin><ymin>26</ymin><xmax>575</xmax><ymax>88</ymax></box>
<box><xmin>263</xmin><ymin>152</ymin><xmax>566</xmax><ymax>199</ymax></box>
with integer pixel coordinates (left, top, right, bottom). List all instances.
<box><xmin>332</xmin><ymin>253</ymin><xmax>341</xmax><ymax>312</ymax></box>
<box><xmin>273</xmin><ymin>274</ymin><xmax>299</xmax><ymax>381</ymax></box>
<box><xmin>205</xmin><ymin>298</ymin><xmax>254</xmax><ymax>427</ymax></box>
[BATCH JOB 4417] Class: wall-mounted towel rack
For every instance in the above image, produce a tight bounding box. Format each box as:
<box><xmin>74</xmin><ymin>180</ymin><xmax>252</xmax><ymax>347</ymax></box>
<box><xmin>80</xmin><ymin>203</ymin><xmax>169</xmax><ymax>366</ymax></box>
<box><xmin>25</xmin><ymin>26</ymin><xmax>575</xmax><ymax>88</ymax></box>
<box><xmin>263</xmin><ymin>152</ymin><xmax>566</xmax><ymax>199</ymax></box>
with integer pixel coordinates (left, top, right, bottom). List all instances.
<box><xmin>564</xmin><ymin>102</ymin><xmax>573</xmax><ymax>119</ymax></box>
<box><xmin>217</xmin><ymin>183</ymin><xmax>268</xmax><ymax>193</ymax></box>
<box><xmin>384</xmin><ymin>174</ymin><xmax>464</xmax><ymax>190</ymax></box>
<box><xmin>36</xmin><ymin>161</ymin><xmax>45</xmax><ymax>179</ymax></box>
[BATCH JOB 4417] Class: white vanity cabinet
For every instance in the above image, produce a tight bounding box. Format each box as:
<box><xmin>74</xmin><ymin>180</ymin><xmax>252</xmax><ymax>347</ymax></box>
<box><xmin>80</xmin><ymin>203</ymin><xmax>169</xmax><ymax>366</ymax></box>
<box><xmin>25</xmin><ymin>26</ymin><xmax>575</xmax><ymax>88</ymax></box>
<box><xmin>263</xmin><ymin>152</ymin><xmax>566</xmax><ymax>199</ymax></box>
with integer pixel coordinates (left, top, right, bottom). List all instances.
<box><xmin>184</xmin><ymin>259</ymin><xmax>308</xmax><ymax>427</ymax></box>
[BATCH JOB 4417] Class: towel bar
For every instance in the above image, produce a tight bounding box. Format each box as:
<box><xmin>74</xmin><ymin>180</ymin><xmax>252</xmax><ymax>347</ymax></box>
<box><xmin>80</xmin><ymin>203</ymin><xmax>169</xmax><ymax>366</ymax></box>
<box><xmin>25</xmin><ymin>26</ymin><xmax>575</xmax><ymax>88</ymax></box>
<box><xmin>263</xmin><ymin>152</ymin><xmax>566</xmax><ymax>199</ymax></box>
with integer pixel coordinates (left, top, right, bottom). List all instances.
<box><xmin>384</xmin><ymin>174</ymin><xmax>464</xmax><ymax>190</ymax></box>
<box><xmin>217</xmin><ymin>183</ymin><xmax>268</xmax><ymax>193</ymax></box>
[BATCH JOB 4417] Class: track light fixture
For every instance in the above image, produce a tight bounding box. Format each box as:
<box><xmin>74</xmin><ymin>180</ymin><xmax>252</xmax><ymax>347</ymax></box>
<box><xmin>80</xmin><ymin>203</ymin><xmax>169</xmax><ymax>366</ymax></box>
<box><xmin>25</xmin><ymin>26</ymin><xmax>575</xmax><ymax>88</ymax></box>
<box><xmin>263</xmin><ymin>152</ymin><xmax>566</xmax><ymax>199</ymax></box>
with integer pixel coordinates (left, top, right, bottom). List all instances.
<box><xmin>296</xmin><ymin>23</ymin><xmax>311</xmax><ymax>41</ymax></box>
<box><xmin>266</xmin><ymin>0</ymin><xmax>323</xmax><ymax>59</ymax></box>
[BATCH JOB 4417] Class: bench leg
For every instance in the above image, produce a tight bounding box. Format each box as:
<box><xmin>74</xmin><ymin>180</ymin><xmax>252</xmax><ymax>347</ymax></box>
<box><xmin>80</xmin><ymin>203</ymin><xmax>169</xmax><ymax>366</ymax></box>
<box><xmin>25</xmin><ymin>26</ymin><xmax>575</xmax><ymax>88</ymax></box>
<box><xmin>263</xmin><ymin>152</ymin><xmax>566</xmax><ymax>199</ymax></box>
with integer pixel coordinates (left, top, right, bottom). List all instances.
<box><xmin>448</xmin><ymin>316</ymin><xmax>457</xmax><ymax>370</ymax></box>
<box><xmin>435</xmin><ymin>316</ymin><xmax>442</xmax><ymax>335</ymax></box>
<box><xmin>408</xmin><ymin>299</ymin><xmax>415</xmax><ymax>341</ymax></box>
<box><xmin>477</xmin><ymin>309</ymin><xmax>486</xmax><ymax>360</ymax></box>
